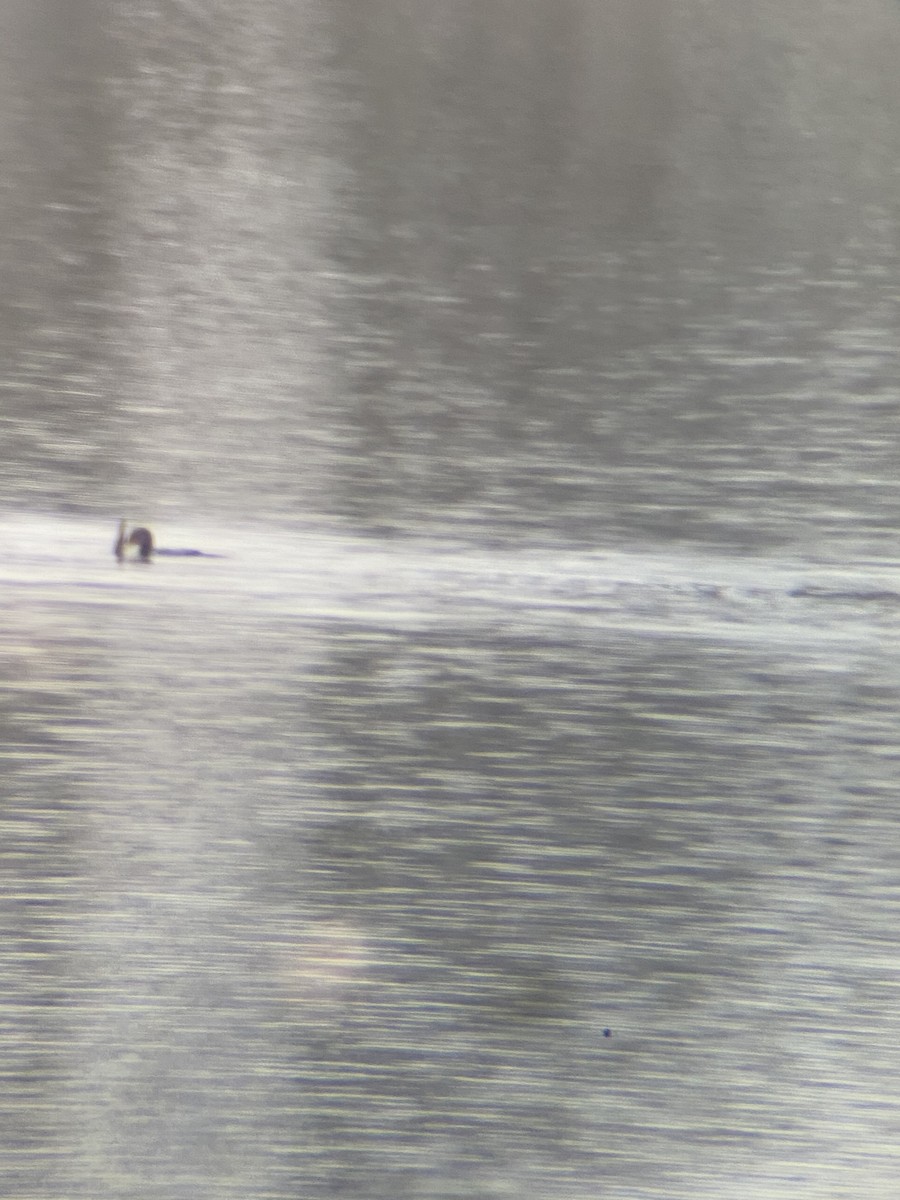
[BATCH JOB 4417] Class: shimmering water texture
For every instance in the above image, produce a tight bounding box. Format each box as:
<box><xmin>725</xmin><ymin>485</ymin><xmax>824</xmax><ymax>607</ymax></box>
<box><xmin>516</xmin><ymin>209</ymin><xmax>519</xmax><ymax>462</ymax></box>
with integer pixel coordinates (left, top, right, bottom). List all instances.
<box><xmin>4</xmin><ymin>517</ymin><xmax>900</xmax><ymax>1199</ymax></box>
<box><xmin>7</xmin><ymin>2</ymin><xmax>900</xmax><ymax>1196</ymax></box>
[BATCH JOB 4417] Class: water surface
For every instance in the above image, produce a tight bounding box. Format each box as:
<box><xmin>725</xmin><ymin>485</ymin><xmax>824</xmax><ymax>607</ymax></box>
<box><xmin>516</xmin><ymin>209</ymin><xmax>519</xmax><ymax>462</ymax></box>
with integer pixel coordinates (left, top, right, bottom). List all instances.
<box><xmin>6</xmin><ymin>2</ymin><xmax>900</xmax><ymax>1197</ymax></box>
<box><xmin>5</xmin><ymin>516</ymin><xmax>900</xmax><ymax>1197</ymax></box>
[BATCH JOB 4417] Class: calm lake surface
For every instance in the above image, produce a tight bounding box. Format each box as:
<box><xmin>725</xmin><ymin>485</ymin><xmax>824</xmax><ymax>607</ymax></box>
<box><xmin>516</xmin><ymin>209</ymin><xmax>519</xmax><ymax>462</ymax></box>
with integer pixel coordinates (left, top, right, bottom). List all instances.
<box><xmin>6</xmin><ymin>3</ymin><xmax>900</xmax><ymax>1198</ymax></box>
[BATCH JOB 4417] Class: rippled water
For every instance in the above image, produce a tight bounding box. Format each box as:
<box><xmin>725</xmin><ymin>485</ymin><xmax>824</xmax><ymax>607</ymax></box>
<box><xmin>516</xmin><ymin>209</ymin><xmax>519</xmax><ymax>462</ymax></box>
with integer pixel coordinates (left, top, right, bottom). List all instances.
<box><xmin>5</xmin><ymin>515</ymin><xmax>900</xmax><ymax>1198</ymax></box>
<box><xmin>7</xmin><ymin>2</ymin><xmax>900</xmax><ymax>1197</ymax></box>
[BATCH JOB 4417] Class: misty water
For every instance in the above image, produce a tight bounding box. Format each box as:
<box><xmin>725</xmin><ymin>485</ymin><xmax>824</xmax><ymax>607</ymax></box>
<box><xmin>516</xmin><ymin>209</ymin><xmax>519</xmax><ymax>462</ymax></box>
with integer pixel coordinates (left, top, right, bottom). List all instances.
<box><xmin>5</xmin><ymin>3</ymin><xmax>900</xmax><ymax>1198</ymax></box>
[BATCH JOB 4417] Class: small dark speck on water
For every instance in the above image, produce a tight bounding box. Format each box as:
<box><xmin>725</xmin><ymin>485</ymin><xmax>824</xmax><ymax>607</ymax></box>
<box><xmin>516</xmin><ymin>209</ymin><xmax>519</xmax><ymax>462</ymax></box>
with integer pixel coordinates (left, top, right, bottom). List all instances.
<box><xmin>603</xmin><ymin>1029</ymin><xmax>612</xmax><ymax>1038</ymax></box>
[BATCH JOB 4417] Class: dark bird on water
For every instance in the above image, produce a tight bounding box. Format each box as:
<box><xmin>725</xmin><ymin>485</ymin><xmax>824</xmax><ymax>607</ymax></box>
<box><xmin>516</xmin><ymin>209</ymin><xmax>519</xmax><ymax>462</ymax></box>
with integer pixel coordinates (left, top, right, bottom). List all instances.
<box><xmin>114</xmin><ymin>520</ymin><xmax>153</xmax><ymax>562</ymax></box>
<box><xmin>114</xmin><ymin>520</ymin><xmax>223</xmax><ymax>562</ymax></box>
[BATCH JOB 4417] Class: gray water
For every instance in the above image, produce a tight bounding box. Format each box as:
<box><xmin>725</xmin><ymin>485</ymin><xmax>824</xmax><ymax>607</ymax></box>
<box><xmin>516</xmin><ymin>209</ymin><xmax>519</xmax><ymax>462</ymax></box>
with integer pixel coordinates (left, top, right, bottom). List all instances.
<box><xmin>6</xmin><ymin>3</ymin><xmax>900</xmax><ymax>1197</ymax></box>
